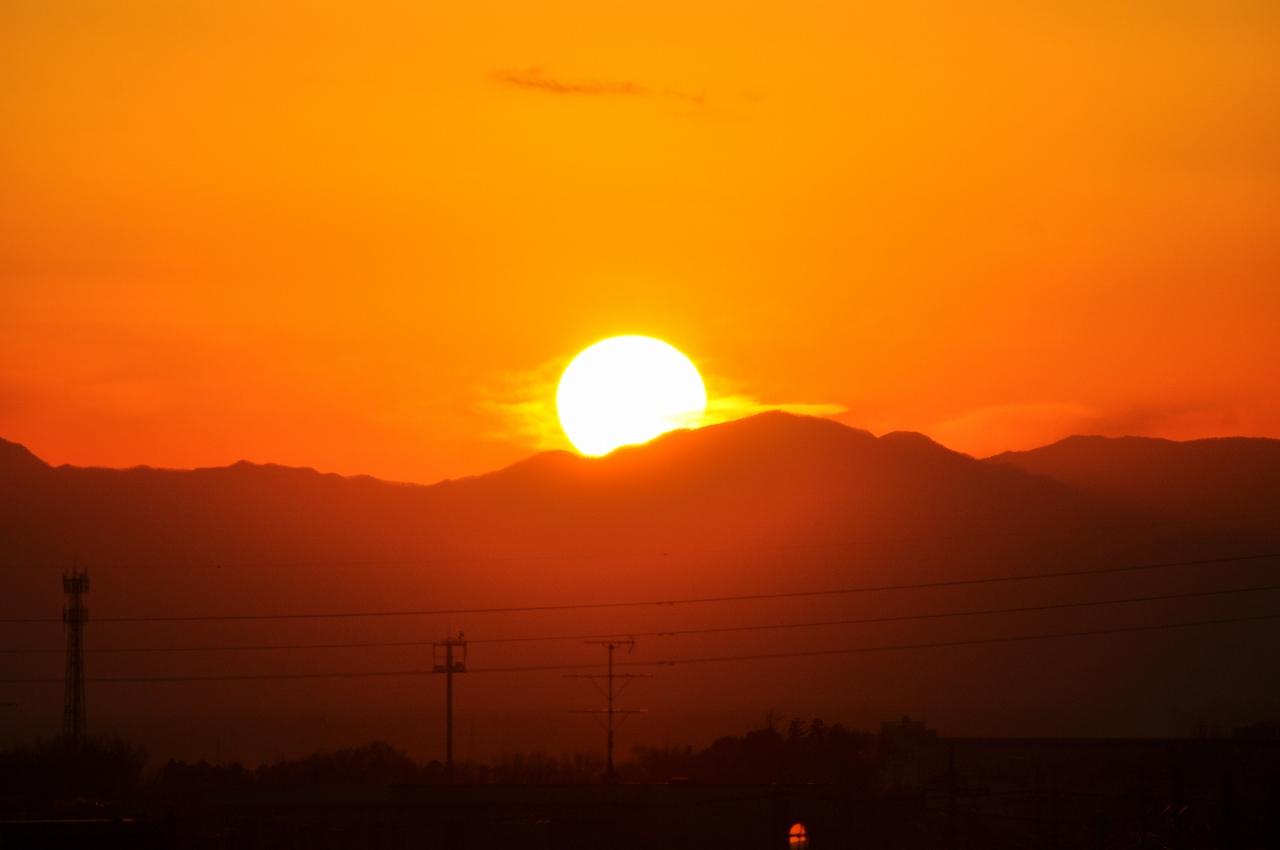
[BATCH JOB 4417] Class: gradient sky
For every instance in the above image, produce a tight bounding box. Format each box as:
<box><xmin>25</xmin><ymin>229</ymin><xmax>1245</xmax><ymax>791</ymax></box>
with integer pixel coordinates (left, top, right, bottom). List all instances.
<box><xmin>2</xmin><ymin>0</ymin><xmax>1278</xmax><ymax>483</ymax></box>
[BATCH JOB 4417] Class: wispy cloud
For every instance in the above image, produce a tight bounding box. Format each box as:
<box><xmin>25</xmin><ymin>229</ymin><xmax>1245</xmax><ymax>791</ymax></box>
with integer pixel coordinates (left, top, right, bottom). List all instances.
<box><xmin>474</xmin><ymin>359</ymin><xmax>844</xmax><ymax>454</ymax></box>
<box><xmin>495</xmin><ymin>68</ymin><xmax>644</xmax><ymax>97</ymax></box>
<box><xmin>494</xmin><ymin>68</ymin><xmax>707</xmax><ymax>108</ymax></box>
<box><xmin>703</xmin><ymin>395</ymin><xmax>846</xmax><ymax>425</ymax></box>
<box><xmin>472</xmin><ymin>358</ymin><xmax>574</xmax><ymax>452</ymax></box>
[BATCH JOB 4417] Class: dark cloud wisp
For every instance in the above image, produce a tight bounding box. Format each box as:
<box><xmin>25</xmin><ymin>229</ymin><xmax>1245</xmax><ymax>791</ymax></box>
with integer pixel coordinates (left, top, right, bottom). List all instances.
<box><xmin>494</xmin><ymin>68</ymin><xmax>706</xmax><ymax>107</ymax></box>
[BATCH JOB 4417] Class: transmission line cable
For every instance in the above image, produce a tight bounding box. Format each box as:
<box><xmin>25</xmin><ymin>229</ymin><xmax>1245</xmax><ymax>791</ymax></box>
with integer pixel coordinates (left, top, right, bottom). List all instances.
<box><xmin>1</xmin><ymin>550</ymin><xmax>1274</xmax><ymax>624</ymax></box>
<box><xmin>8</xmin><ymin>511</ymin><xmax>1279</xmax><ymax>572</ymax></box>
<box><xmin>1</xmin><ymin>610</ymin><xmax>1276</xmax><ymax>684</ymax></box>
<box><xmin>2</xmin><ymin>581</ymin><xmax>1277</xmax><ymax>654</ymax></box>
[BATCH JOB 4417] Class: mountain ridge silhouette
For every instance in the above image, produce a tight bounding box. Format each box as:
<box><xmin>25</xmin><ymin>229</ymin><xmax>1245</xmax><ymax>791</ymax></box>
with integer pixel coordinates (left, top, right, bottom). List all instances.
<box><xmin>987</xmin><ymin>434</ymin><xmax>1280</xmax><ymax>528</ymax></box>
<box><xmin>2</xmin><ymin>412</ymin><xmax>1278</xmax><ymax>756</ymax></box>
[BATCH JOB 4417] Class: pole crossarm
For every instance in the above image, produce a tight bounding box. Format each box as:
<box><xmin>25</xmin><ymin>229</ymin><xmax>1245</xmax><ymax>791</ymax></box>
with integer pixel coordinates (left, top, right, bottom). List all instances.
<box><xmin>62</xmin><ymin>568</ymin><xmax>89</xmax><ymax>744</ymax></box>
<box><xmin>568</xmin><ymin>639</ymin><xmax>650</xmax><ymax>783</ymax></box>
<box><xmin>431</xmin><ymin>633</ymin><xmax>466</xmax><ymax>777</ymax></box>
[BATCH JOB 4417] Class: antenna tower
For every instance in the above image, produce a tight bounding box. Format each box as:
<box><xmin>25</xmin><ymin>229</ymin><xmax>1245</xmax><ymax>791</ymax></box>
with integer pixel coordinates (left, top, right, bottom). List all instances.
<box><xmin>62</xmin><ymin>568</ymin><xmax>89</xmax><ymax>744</ymax></box>
<box><xmin>568</xmin><ymin>639</ymin><xmax>649</xmax><ymax>783</ymax></box>
<box><xmin>432</xmin><ymin>632</ymin><xmax>467</xmax><ymax>777</ymax></box>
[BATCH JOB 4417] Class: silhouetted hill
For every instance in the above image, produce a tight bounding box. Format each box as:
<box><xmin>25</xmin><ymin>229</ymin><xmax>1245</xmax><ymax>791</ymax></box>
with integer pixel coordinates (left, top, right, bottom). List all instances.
<box><xmin>986</xmin><ymin>435</ymin><xmax>1280</xmax><ymax>531</ymax></box>
<box><xmin>1</xmin><ymin>413</ymin><xmax>1141</xmax><ymax>588</ymax></box>
<box><xmin>2</xmin><ymin>414</ymin><xmax>1278</xmax><ymax>760</ymax></box>
<box><xmin>0</xmin><ymin>437</ymin><xmax>48</xmax><ymax>476</ymax></box>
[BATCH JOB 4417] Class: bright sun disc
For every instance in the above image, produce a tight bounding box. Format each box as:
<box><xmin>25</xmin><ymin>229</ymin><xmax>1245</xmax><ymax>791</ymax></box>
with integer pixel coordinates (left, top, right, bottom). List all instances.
<box><xmin>557</xmin><ymin>336</ymin><xmax>707</xmax><ymax>456</ymax></box>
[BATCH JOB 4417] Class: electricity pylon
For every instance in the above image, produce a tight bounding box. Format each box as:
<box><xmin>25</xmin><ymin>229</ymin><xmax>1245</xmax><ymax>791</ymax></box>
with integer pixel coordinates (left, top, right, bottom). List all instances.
<box><xmin>62</xmin><ymin>568</ymin><xmax>89</xmax><ymax>744</ymax></box>
<box><xmin>432</xmin><ymin>632</ymin><xmax>466</xmax><ymax>777</ymax></box>
<box><xmin>568</xmin><ymin>639</ymin><xmax>649</xmax><ymax>783</ymax></box>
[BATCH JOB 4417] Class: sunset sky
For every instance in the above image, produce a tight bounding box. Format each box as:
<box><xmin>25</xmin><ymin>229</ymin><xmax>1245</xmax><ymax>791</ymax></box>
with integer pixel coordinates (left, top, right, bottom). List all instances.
<box><xmin>2</xmin><ymin>0</ymin><xmax>1278</xmax><ymax>484</ymax></box>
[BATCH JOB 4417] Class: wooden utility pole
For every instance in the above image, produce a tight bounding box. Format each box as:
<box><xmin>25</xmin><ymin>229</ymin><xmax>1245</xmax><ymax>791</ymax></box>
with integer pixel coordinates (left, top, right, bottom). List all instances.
<box><xmin>432</xmin><ymin>633</ymin><xmax>466</xmax><ymax>777</ymax></box>
<box><xmin>568</xmin><ymin>639</ymin><xmax>649</xmax><ymax>783</ymax></box>
<box><xmin>948</xmin><ymin>743</ymin><xmax>957</xmax><ymax>850</ymax></box>
<box><xmin>1034</xmin><ymin>767</ymin><xmax>1043</xmax><ymax>850</ymax></box>
<box><xmin>1138</xmin><ymin>768</ymin><xmax>1148</xmax><ymax>850</ymax></box>
<box><xmin>62</xmin><ymin>568</ymin><xmax>89</xmax><ymax>744</ymax></box>
<box><xmin>1051</xmin><ymin>768</ymin><xmax>1060</xmax><ymax>850</ymax></box>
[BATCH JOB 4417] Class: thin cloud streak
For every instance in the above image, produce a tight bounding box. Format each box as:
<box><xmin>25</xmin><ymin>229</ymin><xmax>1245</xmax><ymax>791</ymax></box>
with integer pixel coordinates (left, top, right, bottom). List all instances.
<box><xmin>474</xmin><ymin>360</ymin><xmax>843</xmax><ymax>453</ymax></box>
<box><xmin>703</xmin><ymin>395</ymin><xmax>845</xmax><ymax>426</ymax></box>
<box><xmin>494</xmin><ymin>68</ymin><xmax>706</xmax><ymax>107</ymax></box>
<box><xmin>495</xmin><ymin>68</ymin><xmax>644</xmax><ymax>97</ymax></box>
<box><xmin>473</xmin><ymin>358</ymin><xmax>573</xmax><ymax>452</ymax></box>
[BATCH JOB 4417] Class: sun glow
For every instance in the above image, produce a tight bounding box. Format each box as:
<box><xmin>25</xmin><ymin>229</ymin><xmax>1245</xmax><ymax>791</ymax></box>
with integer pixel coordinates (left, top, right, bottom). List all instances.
<box><xmin>556</xmin><ymin>336</ymin><xmax>707</xmax><ymax>456</ymax></box>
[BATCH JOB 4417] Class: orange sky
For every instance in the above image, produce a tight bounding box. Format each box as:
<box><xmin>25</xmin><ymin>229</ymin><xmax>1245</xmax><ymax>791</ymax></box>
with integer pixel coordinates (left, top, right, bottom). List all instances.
<box><xmin>2</xmin><ymin>0</ymin><xmax>1278</xmax><ymax>483</ymax></box>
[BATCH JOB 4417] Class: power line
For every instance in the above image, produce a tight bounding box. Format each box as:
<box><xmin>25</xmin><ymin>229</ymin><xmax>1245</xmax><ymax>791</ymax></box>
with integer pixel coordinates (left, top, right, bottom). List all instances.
<box><xmin>482</xmin><ymin>582</ymin><xmax>1280</xmax><ymax>643</ymax></box>
<box><xmin>1</xmin><ymin>610</ymin><xmax>1276</xmax><ymax>685</ymax></box>
<box><xmin>2</xmin><ymin>550</ymin><xmax>1275</xmax><ymax>625</ymax></box>
<box><xmin>3</xmin><ymin>582</ymin><xmax>1278</xmax><ymax>654</ymax></box>
<box><xmin>586</xmin><ymin>611</ymin><xmax>1280</xmax><ymax>674</ymax></box>
<box><xmin>8</xmin><ymin>511</ymin><xmax>1279</xmax><ymax>572</ymax></box>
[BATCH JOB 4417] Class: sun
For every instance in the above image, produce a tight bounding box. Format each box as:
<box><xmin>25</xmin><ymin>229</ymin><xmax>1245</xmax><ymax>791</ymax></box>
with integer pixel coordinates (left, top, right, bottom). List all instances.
<box><xmin>557</xmin><ymin>336</ymin><xmax>707</xmax><ymax>456</ymax></box>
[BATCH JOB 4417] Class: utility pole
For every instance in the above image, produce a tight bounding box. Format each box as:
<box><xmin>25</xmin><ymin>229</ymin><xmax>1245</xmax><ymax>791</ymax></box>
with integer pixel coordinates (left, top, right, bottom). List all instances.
<box><xmin>948</xmin><ymin>743</ymin><xmax>957</xmax><ymax>850</ymax></box>
<box><xmin>432</xmin><ymin>632</ymin><xmax>466</xmax><ymax>778</ymax></box>
<box><xmin>568</xmin><ymin>639</ymin><xmax>649</xmax><ymax>783</ymax></box>
<box><xmin>62</xmin><ymin>568</ymin><xmax>89</xmax><ymax>745</ymax></box>
<box><xmin>1138</xmin><ymin>768</ymin><xmax>1148</xmax><ymax>850</ymax></box>
<box><xmin>1034</xmin><ymin>767</ymin><xmax>1043</xmax><ymax>850</ymax></box>
<box><xmin>1171</xmin><ymin>766</ymin><xmax>1185</xmax><ymax>850</ymax></box>
<box><xmin>1051</xmin><ymin>767</ymin><xmax>1060</xmax><ymax>850</ymax></box>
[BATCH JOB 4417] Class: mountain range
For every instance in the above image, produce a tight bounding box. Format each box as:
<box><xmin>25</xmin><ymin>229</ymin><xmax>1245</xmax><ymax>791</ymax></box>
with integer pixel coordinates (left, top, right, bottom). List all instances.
<box><xmin>2</xmin><ymin>413</ymin><xmax>1277</xmax><ymax>761</ymax></box>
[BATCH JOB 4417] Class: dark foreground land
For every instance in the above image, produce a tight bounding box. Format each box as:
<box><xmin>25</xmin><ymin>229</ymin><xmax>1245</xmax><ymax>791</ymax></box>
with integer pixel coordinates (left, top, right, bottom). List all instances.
<box><xmin>3</xmin><ymin>728</ymin><xmax>1279</xmax><ymax>849</ymax></box>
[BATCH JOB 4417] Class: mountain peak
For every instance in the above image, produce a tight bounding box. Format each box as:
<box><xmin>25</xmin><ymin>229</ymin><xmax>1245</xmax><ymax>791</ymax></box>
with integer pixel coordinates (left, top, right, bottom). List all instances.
<box><xmin>0</xmin><ymin>437</ymin><xmax>50</xmax><ymax>475</ymax></box>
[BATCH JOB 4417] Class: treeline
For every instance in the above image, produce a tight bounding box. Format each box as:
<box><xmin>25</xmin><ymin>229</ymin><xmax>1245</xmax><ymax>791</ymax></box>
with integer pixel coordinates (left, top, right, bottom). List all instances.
<box><xmin>628</xmin><ymin>718</ymin><xmax>880</xmax><ymax>785</ymax></box>
<box><xmin>0</xmin><ymin>718</ymin><xmax>885</xmax><ymax>809</ymax></box>
<box><xmin>0</xmin><ymin>736</ymin><xmax>147</xmax><ymax>804</ymax></box>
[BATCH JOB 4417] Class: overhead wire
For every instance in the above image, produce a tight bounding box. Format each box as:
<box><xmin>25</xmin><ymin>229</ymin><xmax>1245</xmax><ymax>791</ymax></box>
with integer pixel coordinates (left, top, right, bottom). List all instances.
<box><xmin>1</xmin><ymin>609</ymin><xmax>1276</xmax><ymax>684</ymax></box>
<box><xmin>2</xmin><ymin>550</ymin><xmax>1276</xmax><ymax>624</ymax></box>
<box><xmin>6</xmin><ymin>511</ymin><xmax>1278</xmax><ymax>573</ymax></box>
<box><xmin>2</xmin><ymin>581</ymin><xmax>1278</xmax><ymax>654</ymax></box>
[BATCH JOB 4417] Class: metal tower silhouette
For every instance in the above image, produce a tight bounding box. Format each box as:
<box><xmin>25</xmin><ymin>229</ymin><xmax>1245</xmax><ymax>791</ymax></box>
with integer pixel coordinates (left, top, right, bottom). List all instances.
<box><xmin>62</xmin><ymin>568</ymin><xmax>89</xmax><ymax>743</ymax></box>
<box><xmin>568</xmin><ymin>639</ymin><xmax>649</xmax><ymax>783</ymax></box>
